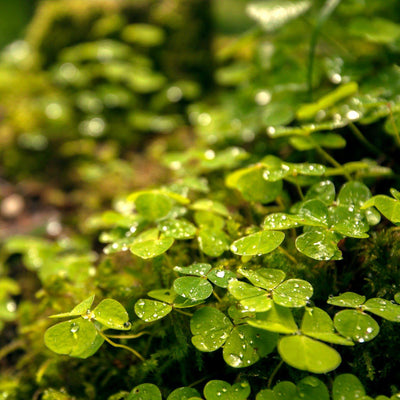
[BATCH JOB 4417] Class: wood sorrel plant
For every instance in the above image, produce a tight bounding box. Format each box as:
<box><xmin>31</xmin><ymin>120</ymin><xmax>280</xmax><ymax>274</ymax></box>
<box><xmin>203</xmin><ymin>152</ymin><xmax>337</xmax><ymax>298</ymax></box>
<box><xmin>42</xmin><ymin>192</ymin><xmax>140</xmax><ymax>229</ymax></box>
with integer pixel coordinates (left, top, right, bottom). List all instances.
<box><xmin>2</xmin><ymin>0</ymin><xmax>400</xmax><ymax>399</ymax></box>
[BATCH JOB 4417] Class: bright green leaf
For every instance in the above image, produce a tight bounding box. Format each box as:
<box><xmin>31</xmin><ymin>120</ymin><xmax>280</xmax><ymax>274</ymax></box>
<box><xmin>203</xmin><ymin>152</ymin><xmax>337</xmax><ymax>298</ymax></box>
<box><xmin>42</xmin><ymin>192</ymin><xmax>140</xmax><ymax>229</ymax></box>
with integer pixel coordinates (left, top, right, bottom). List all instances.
<box><xmin>190</xmin><ymin>307</ymin><xmax>233</xmax><ymax>352</ymax></box>
<box><xmin>231</xmin><ymin>231</ymin><xmax>285</xmax><ymax>256</ymax></box>
<box><xmin>228</xmin><ymin>280</ymin><xmax>273</xmax><ymax>312</ymax></box>
<box><xmin>247</xmin><ymin>303</ymin><xmax>298</xmax><ymax>334</ymax></box>
<box><xmin>191</xmin><ymin>199</ymin><xmax>229</xmax><ymax>217</ymax></box>
<box><xmin>223</xmin><ymin>325</ymin><xmax>278</xmax><ymax>368</ymax></box>
<box><xmin>328</xmin><ymin>292</ymin><xmax>366</xmax><ymax>308</ymax></box>
<box><xmin>297</xmin><ymin>376</ymin><xmax>329</xmax><ymax>400</ymax></box>
<box><xmin>130</xmin><ymin>236</ymin><xmax>174</xmax><ymax>259</ymax></box>
<box><xmin>273</xmin><ymin>279</ymin><xmax>313</xmax><ymax>308</ymax></box>
<box><xmin>296</xmin><ymin>229</ymin><xmax>342</xmax><ymax>260</ymax></box>
<box><xmin>363</xmin><ymin>298</ymin><xmax>400</xmax><ymax>322</ymax></box>
<box><xmin>50</xmin><ymin>295</ymin><xmax>95</xmax><ymax>319</ymax></box>
<box><xmin>334</xmin><ymin>310</ymin><xmax>379</xmax><ymax>343</ymax></box>
<box><xmin>301</xmin><ymin>307</ymin><xmax>354</xmax><ymax>345</ymax></box>
<box><xmin>238</xmin><ymin>267</ymin><xmax>286</xmax><ymax>290</ymax></box>
<box><xmin>158</xmin><ymin>219</ymin><xmax>197</xmax><ymax>239</ymax></box>
<box><xmin>44</xmin><ymin>319</ymin><xmax>103</xmax><ymax>358</ymax></box>
<box><xmin>93</xmin><ymin>299</ymin><xmax>130</xmax><ymax>330</ymax></box>
<box><xmin>167</xmin><ymin>387</ymin><xmax>201</xmax><ymax>400</ymax></box>
<box><xmin>198</xmin><ymin>228</ymin><xmax>230</xmax><ymax>257</ymax></box>
<box><xmin>362</xmin><ymin>195</ymin><xmax>400</xmax><ymax>224</ymax></box>
<box><xmin>278</xmin><ymin>335</ymin><xmax>341</xmax><ymax>373</ymax></box>
<box><xmin>226</xmin><ymin>166</ymin><xmax>283</xmax><ymax>204</ymax></box>
<box><xmin>332</xmin><ymin>374</ymin><xmax>366</xmax><ymax>400</ymax></box>
<box><xmin>305</xmin><ymin>181</ymin><xmax>336</xmax><ymax>204</ymax></box>
<box><xmin>134</xmin><ymin>192</ymin><xmax>173</xmax><ymax>220</ymax></box>
<box><xmin>134</xmin><ymin>299</ymin><xmax>172</xmax><ymax>322</ymax></box>
<box><xmin>174</xmin><ymin>263</ymin><xmax>212</xmax><ymax>277</ymax></box>
<box><xmin>173</xmin><ymin>276</ymin><xmax>213</xmax><ymax>301</ymax></box>
<box><xmin>337</xmin><ymin>181</ymin><xmax>371</xmax><ymax>209</ymax></box>
<box><xmin>263</xmin><ymin>213</ymin><xmax>301</xmax><ymax>230</ymax></box>
<box><xmin>207</xmin><ymin>268</ymin><xmax>236</xmax><ymax>288</ymax></box>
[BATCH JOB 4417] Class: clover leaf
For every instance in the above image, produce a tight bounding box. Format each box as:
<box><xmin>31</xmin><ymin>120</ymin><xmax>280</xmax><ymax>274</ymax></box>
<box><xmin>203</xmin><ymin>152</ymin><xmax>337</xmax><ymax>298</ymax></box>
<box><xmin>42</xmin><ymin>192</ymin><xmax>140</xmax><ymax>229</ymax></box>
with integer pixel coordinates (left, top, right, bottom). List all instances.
<box><xmin>247</xmin><ymin>303</ymin><xmax>298</xmax><ymax>334</ymax></box>
<box><xmin>130</xmin><ymin>228</ymin><xmax>174</xmax><ymax>259</ymax></box>
<box><xmin>226</xmin><ymin>165</ymin><xmax>283</xmax><ymax>204</ymax></box>
<box><xmin>92</xmin><ymin>299</ymin><xmax>131</xmax><ymax>330</ymax></box>
<box><xmin>223</xmin><ymin>325</ymin><xmax>278</xmax><ymax>368</ymax></box>
<box><xmin>158</xmin><ymin>219</ymin><xmax>197</xmax><ymax>239</ymax></box>
<box><xmin>134</xmin><ymin>299</ymin><xmax>173</xmax><ymax>322</ymax></box>
<box><xmin>173</xmin><ymin>263</ymin><xmax>235</xmax><ymax>301</ymax></box>
<box><xmin>203</xmin><ymin>380</ymin><xmax>250</xmax><ymax>400</ymax></box>
<box><xmin>333</xmin><ymin>310</ymin><xmax>380</xmax><ymax>343</ymax></box>
<box><xmin>328</xmin><ymin>292</ymin><xmax>400</xmax><ymax>322</ymax></box>
<box><xmin>127</xmin><ymin>383</ymin><xmax>162</xmax><ymax>400</ymax></box>
<box><xmin>167</xmin><ymin>387</ymin><xmax>201</xmax><ymax>400</ymax></box>
<box><xmin>190</xmin><ymin>307</ymin><xmax>233</xmax><ymax>352</ymax></box>
<box><xmin>301</xmin><ymin>307</ymin><xmax>354</xmax><ymax>346</ymax></box>
<box><xmin>230</xmin><ymin>231</ymin><xmax>285</xmax><ymax>256</ymax></box>
<box><xmin>278</xmin><ymin>335</ymin><xmax>341</xmax><ymax>374</ymax></box>
<box><xmin>44</xmin><ymin>319</ymin><xmax>104</xmax><ymax>359</ymax></box>
<box><xmin>332</xmin><ymin>374</ymin><xmax>366</xmax><ymax>400</ymax></box>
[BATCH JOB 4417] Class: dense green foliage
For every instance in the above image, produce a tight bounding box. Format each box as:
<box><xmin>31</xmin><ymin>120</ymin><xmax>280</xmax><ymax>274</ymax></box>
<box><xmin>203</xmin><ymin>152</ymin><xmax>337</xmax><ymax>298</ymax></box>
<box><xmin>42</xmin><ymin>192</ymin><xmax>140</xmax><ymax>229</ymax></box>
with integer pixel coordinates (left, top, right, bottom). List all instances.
<box><xmin>1</xmin><ymin>0</ymin><xmax>400</xmax><ymax>399</ymax></box>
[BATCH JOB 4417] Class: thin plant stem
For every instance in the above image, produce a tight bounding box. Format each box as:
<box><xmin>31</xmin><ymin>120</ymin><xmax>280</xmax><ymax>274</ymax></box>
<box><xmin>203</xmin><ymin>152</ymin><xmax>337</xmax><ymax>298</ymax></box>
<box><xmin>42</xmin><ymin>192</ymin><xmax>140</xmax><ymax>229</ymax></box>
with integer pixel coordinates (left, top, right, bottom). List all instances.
<box><xmin>163</xmin><ymin>253</ymin><xmax>175</xmax><ymax>270</ymax></box>
<box><xmin>99</xmin><ymin>331</ymin><xmax>144</xmax><ymax>361</ymax></box>
<box><xmin>268</xmin><ymin>360</ymin><xmax>284</xmax><ymax>388</ymax></box>
<box><xmin>294</xmin><ymin>176</ymin><xmax>304</xmax><ymax>200</ymax></box>
<box><xmin>314</xmin><ymin>143</ymin><xmax>352</xmax><ymax>181</ymax></box>
<box><xmin>307</xmin><ymin>0</ymin><xmax>342</xmax><ymax>99</ymax></box>
<box><xmin>188</xmin><ymin>375</ymin><xmax>210</xmax><ymax>388</ymax></box>
<box><xmin>174</xmin><ymin>309</ymin><xmax>193</xmax><ymax>317</ymax></box>
<box><xmin>36</xmin><ymin>359</ymin><xmax>52</xmax><ymax>384</ymax></box>
<box><xmin>0</xmin><ymin>339</ymin><xmax>24</xmax><ymax>361</ymax></box>
<box><xmin>388</xmin><ymin>103</ymin><xmax>400</xmax><ymax>147</ymax></box>
<box><xmin>348</xmin><ymin>122</ymin><xmax>383</xmax><ymax>156</ymax></box>
<box><xmin>278</xmin><ymin>246</ymin><xmax>297</xmax><ymax>264</ymax></box>
<box><xmin>213</xmin><ymin>290</ymin><xmax>223</xmax><ymax>303</ymax></box>
<box><xmin>106</xmin><ymin>331</ymin><xmax>151</xmax><ymax>339</ymax></box>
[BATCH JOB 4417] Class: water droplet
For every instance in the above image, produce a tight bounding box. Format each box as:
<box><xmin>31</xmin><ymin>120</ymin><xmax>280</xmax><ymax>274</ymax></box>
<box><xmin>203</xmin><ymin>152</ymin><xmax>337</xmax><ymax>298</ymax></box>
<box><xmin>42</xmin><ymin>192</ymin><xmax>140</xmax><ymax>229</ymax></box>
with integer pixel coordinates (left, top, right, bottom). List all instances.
<box><xmin>228</xmin><ymin>353</ymin><xmax>242</xmax><ymax>367</ymax></box>
<box><xmin>6</xmin><ymin>301</ymin><xmax>16</xmax><ymax>313</ymax></box>
<box><xmin>70</xmin><ymin>322</ymin><xmax>79</xmax><ymax>333</ymax></box>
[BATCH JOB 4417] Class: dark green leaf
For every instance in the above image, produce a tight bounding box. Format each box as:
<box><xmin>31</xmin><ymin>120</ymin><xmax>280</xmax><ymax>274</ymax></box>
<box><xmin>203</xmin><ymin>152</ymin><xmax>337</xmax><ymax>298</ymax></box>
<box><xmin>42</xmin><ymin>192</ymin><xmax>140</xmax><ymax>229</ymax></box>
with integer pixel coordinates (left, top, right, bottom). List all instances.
<box><xmin>127</xmin><ymin>383</ymin><xmax>162</xmax><ymax>400</ymax></box>
<box><xmin>203</xmin><ymin>380</ymin><xmax>250</xmax><ymax>400</ymax></box>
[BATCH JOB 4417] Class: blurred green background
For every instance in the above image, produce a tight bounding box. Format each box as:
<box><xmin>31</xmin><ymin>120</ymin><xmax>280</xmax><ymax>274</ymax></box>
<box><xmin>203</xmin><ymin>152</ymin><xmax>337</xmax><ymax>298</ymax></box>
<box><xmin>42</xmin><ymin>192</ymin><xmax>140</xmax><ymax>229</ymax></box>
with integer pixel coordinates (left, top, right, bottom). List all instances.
<box><xmin>0</xmin><ymin>0</ymin><xmax>37</xmax><ymax>48</ymax></box>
